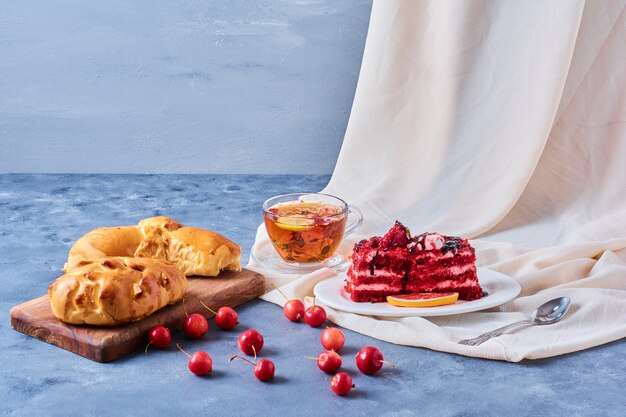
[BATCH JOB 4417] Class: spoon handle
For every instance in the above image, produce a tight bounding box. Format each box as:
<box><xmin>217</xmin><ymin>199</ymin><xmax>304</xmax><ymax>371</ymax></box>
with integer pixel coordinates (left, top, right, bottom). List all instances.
<box><xmin>458</xmin><ymin>320</ymin><xmax>532</xmax><ymax>346</ymax></box>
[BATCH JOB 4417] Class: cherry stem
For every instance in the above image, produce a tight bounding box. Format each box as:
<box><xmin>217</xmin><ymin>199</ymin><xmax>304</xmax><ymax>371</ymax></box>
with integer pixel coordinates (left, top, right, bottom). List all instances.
<box><xmin>229</xmin><ymin>354</ymin><xmax>255</xmax><ymax>367</ymax></box>
<box><xmin>183</xmin><ymin>297</ymin><xmax>189</xmax><ymax>317</ymax></box>
<box><xmin>144</xmin><ymin>341</ymin><xmax>152</xmax><ymax>355</ymax></box>
<box><xmin>176</xmin><ymin>343</ymin><xmax>192</xmax><ymax>359</ymax></box>
<box><xmin>252</xmin><ymin>345</ymin><xmax>257</xmax><ymax>360</ymax></box>
<box><xmin>199</xmin><ymin>300</ymin><xmax>218</xmax><ymax>315</ymax></box>
<box><xmin>326</xmin><ymin>378</ymin><xmax>356</xmax><ymax>388</ymax></box>
<box><xmin>304</xmin><ymin>356</ymin><xmax>319</xmax><ymax>361</ymax></box>
<box><xmin>379</xmin><ymin>360</ymin><xmax>396</xmax><ymax>368</ymax></box>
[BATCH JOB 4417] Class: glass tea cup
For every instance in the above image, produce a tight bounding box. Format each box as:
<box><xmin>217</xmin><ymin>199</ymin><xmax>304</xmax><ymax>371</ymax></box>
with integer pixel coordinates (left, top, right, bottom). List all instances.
<box><xmin>263</xmin><ymin>193</ymin><xmax>363</xmax><ymax>264</ymax></box>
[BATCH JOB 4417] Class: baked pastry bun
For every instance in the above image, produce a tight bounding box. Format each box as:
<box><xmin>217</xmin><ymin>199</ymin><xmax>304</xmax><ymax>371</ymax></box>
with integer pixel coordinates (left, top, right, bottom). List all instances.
<box><xmin>64</xmin><ymin>226</ymin><xmax>143</xmax><ymax>272</ymax></box>
<box><xmin>64</xmin><ymin>216</ymin><xmax>182</xmax><ymax>272</ymax></box>
<box><xmin>64</xmin><ymin>216</ymin><xmax>240</xmax><ymax>277</ymax></box>
<box><xmin>49</xmin><ymin>257</ymin><xmax>187</xmax><ymax>326</ymax></box>
<box><xmin>135</xmin><ymin>226</ymin><xmax>241</xmax><ymax>276</ymax></box>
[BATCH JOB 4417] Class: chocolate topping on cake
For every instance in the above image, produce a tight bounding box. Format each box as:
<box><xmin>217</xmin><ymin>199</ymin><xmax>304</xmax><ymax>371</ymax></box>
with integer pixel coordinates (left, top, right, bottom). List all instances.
<box><xmin>441</xmin><ymin>236</ymin><xmax>466</xmax><ymax>255</ymax></box>
<box><xmin>369</xmin><ymin>251</ymin><xmax>378</xmax><ymax>276</ymax></box>
<box><xmin>354</xmin><ymin>239</ymin><xmax>367</xmax><ymax>253</ymax></box>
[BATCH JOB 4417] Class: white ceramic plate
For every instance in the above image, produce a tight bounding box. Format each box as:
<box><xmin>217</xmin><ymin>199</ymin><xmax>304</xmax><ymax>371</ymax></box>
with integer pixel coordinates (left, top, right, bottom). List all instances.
<box><xmin>313</xmin><ymin>268</ymin><xmax>521</xmax><ymax>317</ymax></box>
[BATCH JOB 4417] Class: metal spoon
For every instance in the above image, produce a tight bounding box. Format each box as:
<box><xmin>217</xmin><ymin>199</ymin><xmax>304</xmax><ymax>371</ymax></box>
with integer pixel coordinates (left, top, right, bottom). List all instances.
<box><xmin>458</xmin><ymin>296</ymin><xmax>571</xmax><ymax>346</ymax></box>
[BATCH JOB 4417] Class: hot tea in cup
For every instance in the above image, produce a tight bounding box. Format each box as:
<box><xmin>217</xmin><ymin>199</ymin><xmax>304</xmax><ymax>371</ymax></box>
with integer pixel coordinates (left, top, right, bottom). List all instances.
<box><xmin>263</xmin><ymin>193</ymin><xmax>362</xmax><ymax>264</ymax></box>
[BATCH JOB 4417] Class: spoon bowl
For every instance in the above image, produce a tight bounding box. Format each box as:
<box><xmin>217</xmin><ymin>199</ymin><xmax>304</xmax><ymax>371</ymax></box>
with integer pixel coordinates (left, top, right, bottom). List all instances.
<box><xmin>532</xmin><ymin>296</ymin><xmax>571</xmax><ymax>325</ymax></box>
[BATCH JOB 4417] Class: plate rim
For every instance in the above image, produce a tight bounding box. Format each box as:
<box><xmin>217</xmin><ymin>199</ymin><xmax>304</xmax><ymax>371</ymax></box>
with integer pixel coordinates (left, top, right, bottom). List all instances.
<box><xmin>313</xmin><ymin>267</ymin><xmax>521</xmax><ymax>317</ymax></box>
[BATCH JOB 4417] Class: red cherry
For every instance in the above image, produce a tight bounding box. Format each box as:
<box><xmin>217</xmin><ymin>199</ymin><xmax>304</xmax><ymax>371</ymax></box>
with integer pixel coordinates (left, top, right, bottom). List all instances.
<box><xmin>304</xmin><ymin>305</ymin><xmax>327</xmax><ymax>327</ymax></box>
<box><xmin>254</xmin><ymin>359</ymin><xmax>276</xmax><ymax>381</ymax></box>
<box><xmin>284</xmin><ymin>299</ymin><xmax>305</xmax><ymax>322</ymax></box>
<box><xmin>316</xmin><ymin>351</ymin><xmax>342</xmax><ymax>374</ymax></box>
<box><xmin>356</xmin><ymin>346</ymin><xmax>394</xmax><ymax>375</ymax></box>
<box><xmin>200</xmin><ymin>301</ymin><xmax>239</xmax><ymax>330</ymax></box>
<box><xmin>229</xmin><ymin>354</ymin><xmax>275</xmax><ymax>382</ymax></box>
<box><xmin>273</xmin><ymin>286</ymin><xmax>305</xmax><ymax>322</ymax></box>
<box><xmin>183</xmin><ymin>313</ymin><xmax>209</xmax><ymax>339</ymax></box>
<box><xmin>238</xmin><ymin>329</ymin><xmax>264</xmax><ymax>357</ymax></box>
<box><xmin>330</xmin><ymin>372</ymin><xmax>354</xmax><ymax>396</ymax></box>
<box><xmin>188</xmin><ymin>351</ymin><xmax>213</xmax><ymax>376</ymax></box>
<box><xmin>320</xmin><ymin>327</ymin><xmax>345</xmax><ymax>352</ymax></box>
<box><xmin>215</xmin><ymin>307</ymin><xmax>239</xmax><ymax>330</ymax></box>
<box><xmin>147</xmin><ymin>325</ymin><xmax>171</xmax><ymax>350</ymax></box>
<box><xmin>177</xmin><ymin>343</ymin><xmax>212</xmax><ymax>376</ymax></box>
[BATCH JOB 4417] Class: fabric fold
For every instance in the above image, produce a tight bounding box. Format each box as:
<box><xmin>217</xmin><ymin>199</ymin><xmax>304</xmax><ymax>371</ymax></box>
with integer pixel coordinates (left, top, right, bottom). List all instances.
<box><xmin>250</xmin><ymin>0</ymin><xmax>626</xmax><ymax>361</ymax></box>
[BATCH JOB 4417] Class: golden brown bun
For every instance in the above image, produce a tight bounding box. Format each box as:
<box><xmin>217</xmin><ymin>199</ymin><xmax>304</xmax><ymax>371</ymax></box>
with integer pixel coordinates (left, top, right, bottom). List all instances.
<box><xmin>135</xmin><ymin>226</ymin><xmax>241</xmax><ymax>276</ymax></box>
<box><xmin>49</xmin><ymin>257</ymin><xmax>188</xmax><ymax>326</ymax></box>
<box><xmin>64</xmin><ymin>217</ymin><xmax>241</xmax><ymax>277</ymax></box>
<box><xmin>138</xmin><ymin>216</ymin><xmax>183</xmax><ymax>236</ymax></box>
<box><xmin>63</xmin><ymin>216</ymin><xmax>183</xmax><ymax>272</ymax></box>
<box><xmin>64</xmin><ymin>226</ymin><xmax>143</xmax><ymax>272</ymax></box>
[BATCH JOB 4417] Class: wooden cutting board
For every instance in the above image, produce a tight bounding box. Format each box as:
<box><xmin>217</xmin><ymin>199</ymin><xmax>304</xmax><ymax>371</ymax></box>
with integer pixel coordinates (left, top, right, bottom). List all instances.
<box><xmin>10</xmin><ymin>268</ymin><xmax>265</xmax><ymax>363</ymax></box>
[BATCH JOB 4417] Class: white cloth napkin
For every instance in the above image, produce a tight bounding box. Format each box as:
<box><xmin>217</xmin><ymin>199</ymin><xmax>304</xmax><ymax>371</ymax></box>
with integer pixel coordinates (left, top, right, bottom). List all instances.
<box><xmin>249</xmin><ymin>0</ymin><xmax>626</xmax><ymax>361</ymax></box>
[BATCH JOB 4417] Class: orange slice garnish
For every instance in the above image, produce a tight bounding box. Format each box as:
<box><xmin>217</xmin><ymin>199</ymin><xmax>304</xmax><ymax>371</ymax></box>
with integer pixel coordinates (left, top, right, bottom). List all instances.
<box><xmin>386</xmin><ymin>292</ymin><xmax>459</xmax><ymax>307</ymax></box>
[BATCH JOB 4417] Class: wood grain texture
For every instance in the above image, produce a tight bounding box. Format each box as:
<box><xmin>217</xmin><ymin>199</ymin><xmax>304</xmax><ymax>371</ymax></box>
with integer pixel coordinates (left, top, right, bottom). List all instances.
<box><xmin>10</xmin><ymin>269</ymin><xmax>265</xmax><ymax>363</ymax></box>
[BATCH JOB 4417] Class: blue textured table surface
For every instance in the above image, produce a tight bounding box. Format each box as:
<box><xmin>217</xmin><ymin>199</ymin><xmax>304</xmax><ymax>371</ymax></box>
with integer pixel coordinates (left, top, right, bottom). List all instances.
<box><xmin>1</xmin><ymin>174</ymin><xmax>624</xmax><ymax>417</ymax></box>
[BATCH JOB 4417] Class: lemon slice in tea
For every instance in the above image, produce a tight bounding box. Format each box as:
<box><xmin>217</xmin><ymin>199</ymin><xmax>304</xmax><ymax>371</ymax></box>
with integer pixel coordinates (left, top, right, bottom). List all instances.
<box><xmin>275</xmin><ymin>217</ymin><xmax>315</xmax><ymax>232</ymax></box>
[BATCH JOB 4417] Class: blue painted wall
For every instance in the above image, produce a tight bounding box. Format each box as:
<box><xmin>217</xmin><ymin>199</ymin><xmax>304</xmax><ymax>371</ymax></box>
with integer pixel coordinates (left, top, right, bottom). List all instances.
<box><xmin>0</xmin><ymin>1</ymin><xmax>371</xmax><ymax>174</ymax></box>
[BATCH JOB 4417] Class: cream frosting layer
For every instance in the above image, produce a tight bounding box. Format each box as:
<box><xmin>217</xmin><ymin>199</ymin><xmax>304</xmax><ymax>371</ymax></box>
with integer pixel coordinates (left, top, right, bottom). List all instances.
<box><xmin>411</xmin><ymin>263</ymin><xmax>475</xmax><ymax>276</ymax></box>
<box><xmin>351</xmin><ymin>283</ymin><xmax>403</xmax><ymax>291</ymax></box>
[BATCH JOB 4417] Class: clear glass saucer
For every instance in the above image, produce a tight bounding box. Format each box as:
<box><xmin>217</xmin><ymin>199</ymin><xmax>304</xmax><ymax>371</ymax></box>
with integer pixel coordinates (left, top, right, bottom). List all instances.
<box><xmin>250</xmin><ymin>239</ymin><xmax>350</xmax><ymax>274</ymax></box>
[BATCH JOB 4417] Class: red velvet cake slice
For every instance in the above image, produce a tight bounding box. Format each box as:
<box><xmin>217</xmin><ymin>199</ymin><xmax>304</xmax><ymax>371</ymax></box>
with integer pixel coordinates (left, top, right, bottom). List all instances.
<box><xmin>406</xmin><ymin>233</ymin><xmax>482</xmax><ymax>301</ymax></box>
<box><xmin>345</xmin><ymin>222</ymin><xmax>410</xmax><ymax>302</ymax></box>
<box><xmin>345</xmin><ymin>222</ymin><xmax>482</xmax><ymax>303</ymax></box>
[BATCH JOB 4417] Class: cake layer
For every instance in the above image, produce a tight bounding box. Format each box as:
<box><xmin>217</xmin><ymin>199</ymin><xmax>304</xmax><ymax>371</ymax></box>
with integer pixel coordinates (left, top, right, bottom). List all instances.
<box><xmin>405</xmin><ymin>270</ymin><xmax>482</xmax><ymax>301</ymax></box>
<box><xmin>347</xmin><ymin>288</ymin><xmax>403</xmax><ymax>303</ymax></box>
<box><xmin>346</xmin><ymin>267</ymin><xmax>403</xmax><ymax>286</ymax></box>
<box><xmin>408</xmin><ymin>263</ymin><xmax>476</xmax><ymax>281</ymax></box>
<box><xmin>346</xmin><ymin>263</ymin><xmax>404</xmax><ymax>302</ymax></box>
<box><xmin>347</xmin><ymin>268</ymin><xmax>404</xmax><ymax>285</ymax></box>
<box><xmin>409</xmin><ymin>250</ymin><xmax>475</xmax><ymax>265</ymax></box>
<box><xmin>350</xmin><ymin>283</ymin><xmax>404</xmax><ymax>292</ymax></box>
<box><xmin>351</xmin><ymin>248</ymin><xmax>409</xmax><ymax>277</ymax></box>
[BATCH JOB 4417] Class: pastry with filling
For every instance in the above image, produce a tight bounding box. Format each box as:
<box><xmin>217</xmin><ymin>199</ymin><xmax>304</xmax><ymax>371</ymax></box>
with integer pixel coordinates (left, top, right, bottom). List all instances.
<box><xmin>134</xmin><ymin>226</ymin><xmax>241</xmax><ymax>277</ymax></box>
<box><xmin>49</xmin><ymin>257</ymin><xmax>188</xmax><ymax>326</ymax></box>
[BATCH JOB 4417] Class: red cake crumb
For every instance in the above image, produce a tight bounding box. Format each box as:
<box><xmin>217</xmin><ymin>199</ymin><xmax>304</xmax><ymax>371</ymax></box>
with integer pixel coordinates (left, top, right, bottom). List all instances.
<box><xmin>345</xmin><ymin>222</ymin><xmax>482</xmax><ymax>303</ymax></box>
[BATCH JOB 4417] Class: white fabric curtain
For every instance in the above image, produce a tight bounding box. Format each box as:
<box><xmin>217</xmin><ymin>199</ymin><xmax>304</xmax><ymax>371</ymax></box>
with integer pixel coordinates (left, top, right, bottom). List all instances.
<box><xmin>252</xmin><ymin>0</ymin><xmax>626</xmax><ymax>361</ymax></box>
